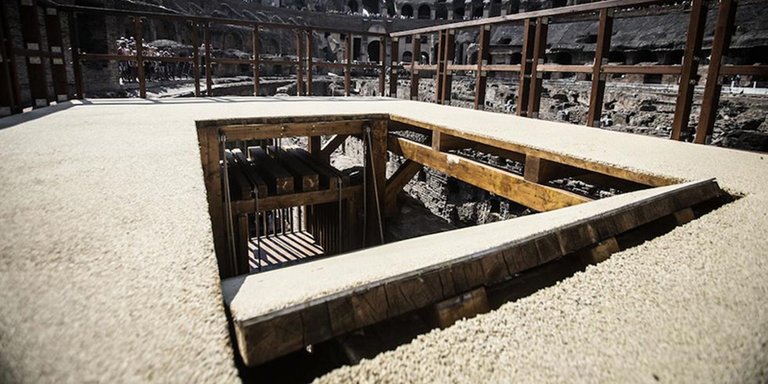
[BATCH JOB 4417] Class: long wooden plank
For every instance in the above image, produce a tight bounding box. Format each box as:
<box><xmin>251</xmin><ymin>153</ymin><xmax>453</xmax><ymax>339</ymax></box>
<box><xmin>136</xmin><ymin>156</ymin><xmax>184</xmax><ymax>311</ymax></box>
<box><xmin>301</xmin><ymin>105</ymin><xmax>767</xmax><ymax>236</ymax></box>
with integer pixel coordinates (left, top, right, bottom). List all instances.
<box><xmin>527</xmin><ymin>17</ymin><xmax>549</xmax><ymax>118</ymax></box>
<box><xmin>232</xmin><ymin>186</ymin><xmax>362</xmax><ymax>214</ymax></box>
<box><xmin>586</xmin><ymin>8</ymin><xmax>613</xmax><ymax>127</ymax></box>
<box><xmin>287</xmin><ymin>148</ymin><xmax>349</xmax><ymax>189</ymax></box>
<box><xmin>224</xmin><ymin>150</ymin><xmax>256</xmax><ymax>200</ymax></box>
<box><xmin>220</xmin><ymin>119</ymin><xmax>367</xmax><ymax>141</ymax></box>
<box><xmin>474</xmin><ymin>25</ymin><xmax>491</xmax><ymax>110</ymax></box>
<box><xmin>390</xmin><ymin>136</ymin><xmax>589</xmax><ymax>212</ymax></box>
<box><xmin>248</xmin><ymin>147</ymin><xmax>294</xmax><ymax>195</ymax></box>
<box><xmin>517</xmin><ymin>19</ymin><xmax>536</xmax><ymax>117</ymax></box>
<box><xmin>231</xmin><ymin>149</ymin><xmax>268</xmax><ymax>197</ymax></box>
<box><xmin>670</xmin><ymin>0</ymin><xmax>707</xmax><ymax>141</ymax></box>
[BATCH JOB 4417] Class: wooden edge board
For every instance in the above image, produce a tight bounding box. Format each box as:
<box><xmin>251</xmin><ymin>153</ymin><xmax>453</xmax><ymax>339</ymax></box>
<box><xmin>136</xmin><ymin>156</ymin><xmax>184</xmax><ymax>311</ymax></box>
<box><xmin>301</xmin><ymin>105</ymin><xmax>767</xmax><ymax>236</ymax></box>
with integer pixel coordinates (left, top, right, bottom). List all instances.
<box><xmin>232</xmin><ymin>186</ymin><xmax>362</xmax><ymax>214</ymax></box>
<box><xmin>267</xmin><ymin>146</ymin><xmax>320</xmax><ymax>192</ymax></box>
<box><xmin>226</xmin><ymin>179</ymin><xmax>722</xmax><ymax>366</ymax></box>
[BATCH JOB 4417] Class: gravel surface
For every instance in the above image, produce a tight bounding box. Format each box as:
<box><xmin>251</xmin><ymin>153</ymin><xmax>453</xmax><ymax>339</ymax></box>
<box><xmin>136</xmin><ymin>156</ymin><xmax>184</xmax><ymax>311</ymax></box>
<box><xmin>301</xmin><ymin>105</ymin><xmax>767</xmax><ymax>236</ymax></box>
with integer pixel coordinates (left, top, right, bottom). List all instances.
<box><xmin>1</xmin><ymin>97</ymin><xmax>766</xmax><ymax>383</ymax></box>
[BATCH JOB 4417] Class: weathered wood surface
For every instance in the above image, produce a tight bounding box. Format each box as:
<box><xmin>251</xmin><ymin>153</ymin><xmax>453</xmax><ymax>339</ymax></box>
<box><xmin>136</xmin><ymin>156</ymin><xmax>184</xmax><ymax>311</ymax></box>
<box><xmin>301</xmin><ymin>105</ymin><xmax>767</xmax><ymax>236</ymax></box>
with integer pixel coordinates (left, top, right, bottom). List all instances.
<box><xmin>224</xmin><ymin>179</ymin><xmax>722</xmax><ymax>366</ymax></box>
<box><xmin>267</xmin><ymin>146</ymin><xmax>319</xmax><ymax>192</ymax></box>
<box><xmin>248</xmin><ymin>146</ymin><xmax>294</xmax><ymax>195</ymax></box>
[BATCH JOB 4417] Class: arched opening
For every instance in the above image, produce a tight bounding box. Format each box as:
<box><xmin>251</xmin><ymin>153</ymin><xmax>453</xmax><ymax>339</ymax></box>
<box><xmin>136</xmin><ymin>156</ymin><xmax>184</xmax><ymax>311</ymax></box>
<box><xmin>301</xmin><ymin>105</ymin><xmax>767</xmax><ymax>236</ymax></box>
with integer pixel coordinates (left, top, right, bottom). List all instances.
<box><xmin>401</xmin><ymin>4</ymin><xmax>414</xmax><ymax>17</ymax></box>
<box><xmin>387</xmin><ymin>1</ymin><xmax>396</xmax><ymax>16</ymax></box>
<box><xmin>223</xmin><ymin>32</ymin><xmax>243</xmax><ymax>51</ymax></box>
<box><xmin>452</xmin><ymin>0</ymin><xmax>465</xmax><ymax>18</ymax></box>
<box><xmin>420</xmin><ymin>51</ymin><xmax>429</xmax><ymax>64</ymax></box>
<box><xmin>472</xmin><ymin>5</ymin><xmax>483</xmax><ymax>18</ymax></box>
<box><xmin>402</xmin><ymin>51</ymin><xmax>413</xmax><ymax>62</ymax></box>
<box><xmin>510</xmin><ymin>52</ymin><xmax>522</xmax><ymax>64</ymax></box>
<box><xmin>362</xmin><ymin>0</ymin><xmax>379</xmax><ymax>13</ymax></box>
<box><xmin>157</xmin><ymin>20</ymin><xmax>176</xmax><ymax>40</ymax></box>
<box><xmin>490</xmin><ymin>0</ymin><xmax>502</xmax><ymax>17</ymax></box>
<box><xmin>552</xmin><ymin>0</ymin><xmax>567</xmax><ymax>7</ymax></box>
<box><xmin>347</xmin><ymin>0</ymin><xmax>359</xmax><ymax>13</ymax></box>
<box><xmin>435</xmin><ymin>2</ymin><xmax>448</xmax><ymax>19</ymax></box>
<box><xmin>367</xmin><ymin>40</ymin><xmax>381</xmax><ymax>62</ymax></box>
<box><xmin>417</xmin><ymin>4</ymin><xmax>431</xmax><ymax>19</ymax></box>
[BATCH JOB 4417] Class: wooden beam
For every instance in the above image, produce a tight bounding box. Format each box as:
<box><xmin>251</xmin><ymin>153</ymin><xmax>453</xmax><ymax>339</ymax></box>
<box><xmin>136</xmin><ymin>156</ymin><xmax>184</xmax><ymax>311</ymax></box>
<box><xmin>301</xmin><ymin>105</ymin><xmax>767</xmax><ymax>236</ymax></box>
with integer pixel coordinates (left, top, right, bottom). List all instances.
<box><xmin>392</xmin><ymin>137</ymin><xmax>589</xmax><ymax>212</ymax></box>
<box><xmin>43</xmin><ymin>7</ymin><xmax>69</xmax><ymax>102</ymax></box>
<box><xmin>268</xmin><ymin>146</ymin><xmax>319</xmax><ymax>192</ymax></box>
<box><xmin>431</xmin><ymin>131</ymin><xmax>466</xmax><ymax>151</ymax></box>
<box><xmin>670</xmin><ymin>0</ymin><xmax>707</xmax><ymax>140</ymax></box>
<box><xmin>586</xmin><ymin>9</ymin><xmax>613</xmax><ymax>127</ymax></box>
<box><xmin>516</xmin><ymin>19</ymin><xmax>536</xmax><ymax>117</ymax></box>
<box><xmin>296</xmin><ymin>31</ymin><xmax>304</xmax><ymax>96</ymax></box>
<box><xmin>695</xmin><ymin>0</ymin><xmax>736</xmax><ymax>144</ymax></box>
<box><xmin>384</xmin><ymin>160</ymin><xmax>423</xmax><ymax>217</ymax></box>
<box><xmin>410</xmin><ymin>34</ymin><xmax>421</xmax><ymax>100</ymax></box>
<box><xmin>345</xmin><ymin>34</ymin><xmax>352</xmax><ymax>96</ymax></box>
<box><xmin>306</xmin><ymin>31</ymin><xmax>313</xmax><ymax>95</ymax></box>
<box><xmin>364</xmin><ymin>120</ymin><xmax>388</xmax><ymax>245</ymax></box>
<box><xmin>18</xmin><ymin>0</ymin><xmax>49</xmax><ymax>108</ymax></box>
<box><xmin>319</xmin><ymin>134</ymin><xmax>350</xmax><ymax>160</ymax></box>
<box><xmin>378</xmin><ymin>36</ymin><xmax>386</xmax><ymax>96</ymax></box>
<box><xmin>428</xmin><ymin>287</ymin><xmax>489</xmax><ymax>329</ymax></box>
<box><xmin>252</xmin><ymin>26</ymin><xmax>259</xmax><ymax>96</ymax></box>
<box><xmin>219</xmin><ymin>119</ymin><xmax>366</xmax><ymax>141</ymax></box>
<box><xmin>441</xmin><ymin>30</ymin><xmax>456</xmax><ymax>104</ymax></box>
<box><xmin>389</xmin><ymin>37</ymin><xmax>399</xmax><ymax>97</ymax></box>
<box><xmin>204</xmin><ymin>22</ymin><xmax>213</xmax><ymax>96</ymax></box>
<box><xmin>474</xmin><ymin>25</ymin><xmax>491</xmax><ymax>110</ymax></box>
<box><xmin>248</xmin><ymin>147</ymin><xmax>295</xmax><ymax>195</ymax></box>
<box><xmin>527</xmin><ymin>17</ymin><xmax>548</xmax><ymax>118</ymax></box>
<box><xmin>237</xmin><ymin>214</ymin><xmax>250</xmax><ymax>275</ymax></box>
<box><xmin>232</xmin><ymin>185</ymin><xmax>362</xmax><ymax>214</ymax></box>
<box><xmin>524</xmin><ymin>155</ymin><xmax>584</xmax><ymax>184</ymax></box>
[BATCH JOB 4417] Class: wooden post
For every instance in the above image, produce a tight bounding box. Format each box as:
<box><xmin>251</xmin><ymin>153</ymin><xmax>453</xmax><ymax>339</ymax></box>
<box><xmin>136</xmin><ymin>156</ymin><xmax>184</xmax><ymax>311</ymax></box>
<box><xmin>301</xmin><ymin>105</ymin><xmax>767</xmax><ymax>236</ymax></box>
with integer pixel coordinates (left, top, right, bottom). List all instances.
<box><xmin>237</xmin><ymin>214</ymin><xmax>251</xmax><ymax>275</ymax></box>
<box><xmin>586</xmin><ymin>8</ymin><xmax>613</xmax><ymax>127</ymax></box>
<box><xmin>695</xmin><ymin>0</ymin><xmax>736</xmax><ymax>144</ymax></box>
<box><xmin>43</xmin><ymin>7</ymin><xmax>69</xmax><ymax>102</ymax></box>
<box><xmin>516</xmin><ymin>19</ymin><xmax>536</xmax><ymax>116</ymax></box>
<box><xmin>133</xmin><ymin>17</ymin><xmax>146</xmax><ymax>99</ymax></box>
<box><xmin>670</xmin><ymin>0</ymin><xmax>707</xmax><ymax>140</ymax></box>
<box><xmin>68</xmin><ymin>12</ymin><xmax>83</xmax><ymax>100</ymax></box>
<box><xmin>191</xmin><ymin>21</ymin><xmax>201</xmax><ymax>97</ymax></box>
<box><xmin>18</xmin><ymin>0</ymin><xmax>49</xmax><ymax>108</ymax></box>
<box><xmin>527</xmin><ymin>17</ymin><xmax>548</xmax><ymax>118</ymax></box>
<box><xmin>0</xmin><ymin>1</ymin><xmax>21</xmax><ymax>113</ymax></box>
<box><xmin>410</xmin><ymin>34</ymin><xmax>421</xmax><ymax>100</ymax></box>
<box><xmin>434</xmin><ymin>31</ymin><xmax>444</xmax><ymax>103</ymax></box>
<box><xmin>296</xmin><ymin>30</ymin><xmax>304</xmax><ymax>96</ymax></box>
<box><xmin>306</xmin><ymin>30</ymin><xmax>313</xmax><ymax>95</ymax></box>
<box><xmin>474</xmin><ymin>25</ymin><xmax>491</xmax><ymax>110</ymax></box>
<box><xmin>196</xmin><ymin>126</ymin><xmax>230</xmax><ymax>278</ymax></box>
<box><xmin>252</xmin><ymin>25</ymin><xmax>260</xmax><ymax>96</ymax></box>
<box><xmin>344</xmin><ymin>34</ymin><xmax>352</xmax><ymax>96</ymax></box>
<box><xmin>378</xmin><ymin>36</ymin><xmax>386</xmax><ymax>96</ymax></box>
<box><xmin>204</xmin><ymin>22</ymin><xmax>212</xmax><ymax>96</ymax></box>
<box><xmin>364</xmin><ymin>120</ymin><xmax>387</xmax><ymax>246</ymax></box>
<box><xmin>389</xmin><ymin>38</ymin><xmax>399</xmax><ymax>97</ymax></box>
<box><xmin>439</xmin><ymin>29</ymin><xmax>455</xmax><ymax>105</ymax></box>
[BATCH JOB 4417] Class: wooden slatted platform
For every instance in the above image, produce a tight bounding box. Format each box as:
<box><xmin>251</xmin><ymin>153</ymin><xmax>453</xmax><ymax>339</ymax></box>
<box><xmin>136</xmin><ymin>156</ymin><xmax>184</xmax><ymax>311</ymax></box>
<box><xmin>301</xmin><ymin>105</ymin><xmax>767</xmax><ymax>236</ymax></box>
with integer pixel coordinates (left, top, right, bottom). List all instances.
<box><xmin>249</xmin><ymin>231</ymin><xmax>325</xmax><ymax>270</ymax></box>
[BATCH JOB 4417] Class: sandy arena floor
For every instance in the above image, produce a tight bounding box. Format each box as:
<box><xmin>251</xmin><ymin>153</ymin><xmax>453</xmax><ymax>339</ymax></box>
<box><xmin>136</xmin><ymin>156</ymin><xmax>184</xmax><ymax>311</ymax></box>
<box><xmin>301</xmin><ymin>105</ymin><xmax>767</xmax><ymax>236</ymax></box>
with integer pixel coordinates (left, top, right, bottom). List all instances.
<box><xmin>0</xmin><ymin>97</ymin><xmax>766</xmax><ymax>383</ymax></box>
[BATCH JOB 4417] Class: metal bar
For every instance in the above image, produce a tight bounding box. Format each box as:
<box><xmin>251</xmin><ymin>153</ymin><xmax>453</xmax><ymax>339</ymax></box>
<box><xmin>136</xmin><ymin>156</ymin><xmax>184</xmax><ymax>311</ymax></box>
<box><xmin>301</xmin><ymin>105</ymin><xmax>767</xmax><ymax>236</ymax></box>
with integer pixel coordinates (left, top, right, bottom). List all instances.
<box><xmin>474</xmin><ymin>25</ymin><xmax>491</xmax><ymax>110</ymax></box>
<box><xmin>133</xmin><ymin>16</ymin><xmax>146</xmax><ymax>98</ymax></box>
<box><xmin>204</xmin><ymin>22</ymin><xmax>212</xmax><ymax>96</ymax></box>
<box><xmin>586</xmin><ymin>8</ymin><xmax>613</xmax><ymax>127</ymax></box>
<box><xmin>695</xmin><ymin>0</ymin><xmax>736</xmax><ymax>144</ymax></box>
<box><xmin>191</xmin><ymin>21</ymin><xmax>200</xmax><ymax>97</ymax></box>
<box><xmin>344</xmin><ymin>33</ymin><xmax>351</xmax><ymax>96</ymax></box>
<box><xmin>252</xmin><ymin>25</ymin><xmax>260</xmax><ymax>96</ymax></box>
<box><xmin>670</xmin><ymin>0</ymin><xmax>706</xmax><ymax>141</ymax></box>
<box><xmin>390</xmin><ymin>0</ymin><xmax>670</xmax><ymax>37</ymax></box>
<box><xmin>43</xmin><ymin>6</ymin><xmax>69</xmax><ymax>102</ymax></box>
<box><xmin>516</xmin><ymin>18</ymin><xmax>535</xmax><ymax>116</ymax></box>
<box><xmin>410</xmin><ymin>34</ymin><xmax>421</xmax><ymax>100</ymax></box>
<box><xmin>527</xmin><ymin>17</ymin><xmax>548</xmax><ymax>118</ymax></box>
<box><xmin>378</xmin><ymin>36</ymin><xmax>386</xmax><ymax>96</ymax></box>
<box><xmin>389</xmin><ymin>38</ymin><xmax>399</xmax><ymax>97</ymax></box>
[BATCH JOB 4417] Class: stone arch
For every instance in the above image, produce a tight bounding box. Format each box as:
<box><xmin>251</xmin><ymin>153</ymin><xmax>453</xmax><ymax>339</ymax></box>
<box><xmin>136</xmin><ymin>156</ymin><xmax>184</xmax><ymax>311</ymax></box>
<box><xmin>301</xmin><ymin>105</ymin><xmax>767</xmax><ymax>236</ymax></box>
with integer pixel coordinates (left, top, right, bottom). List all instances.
<box><xmin>401</xmin><ymin>4</ymin><xmax>414</xmax><ymax>17</ymax></box>
<box><xmin>348</xmin><ymin>0</ymin><xmax>359</xmax><ymax>13</ymax></box>
<box><xmin>367</xmin><ymin>40</ymin><xmax>381</xmax><ymax>62</ymax></box>
<box><xmin>362</xmin><ymin>0</ymin><xmax>380</xmax><ymax>13</ymax></box>
<box><xmin>402</xmin><ymin>50</ymin><xmax>412</xmax><ymax>62</ymax></box>
<box><xmin>435</xmin><ymin>2</ymin><xmax>448</xmax><ymax>19</ymax></box>
<box><xmin>417</xmin><ymin>4</ymin><xmax>431</xmax><ymax>19</ymax></box>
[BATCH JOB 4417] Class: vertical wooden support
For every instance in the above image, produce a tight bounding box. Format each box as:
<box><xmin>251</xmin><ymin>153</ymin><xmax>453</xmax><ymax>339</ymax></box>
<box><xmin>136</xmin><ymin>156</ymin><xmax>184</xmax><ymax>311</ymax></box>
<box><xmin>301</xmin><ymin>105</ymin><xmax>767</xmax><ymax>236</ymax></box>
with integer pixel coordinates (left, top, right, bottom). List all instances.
<box><xmin>197</xmin><ymin>127</ymin><xmax>230</xmax><ymax>278</ymax></box>
<box><xmin>190</xmin><ymin>21</ymin><xmax>200</xmax><ymax>97</ymax></box>
<box><xmin>43</xmin><ymin>7</ymin><xmax>69</xmax><ymax>102</ymax></box>
<box><xmin>527</xmin><ymin>17</ymin><xmax>548</xmax><ymax>118</ymax></box>
<box><xmin>252</xmin><ymin>25</ymin><xmax>260</xmax><ymax>96</ymax></box>
<box><xmin>516</xmin><ymin>19</ymin><xmax>536</xmax><ymax>116</ymax></box>
<box><xmin>695</xmin><ymin>0</ymin><xmax>736</xmax><ymax>144</ymax></box>
<box><xmin>410</xmin><ymin>34</ymin><xmax>421</xmax><ymax>100</ymax></box>
<box><xmin>306</xmin><ymin>30</ymin><xmax>313</xmax><ymax>95</ymax></box>
<box><xmin>378</xmin><ymin>36</ymin><xmax>386</xmax><ymax>96</ymax></box>
<box><xmin>0</xmin><ymin>1</ymin><xmax>21</xmax><ymax>113</ymax></box>
<box><xmin>389</xmin><ymin>38</ymin><xmax>399</xmax><ymax>97</ymax></box>
<box><xmin>18</xmin><ymin>0</ymin><xmax>49</xmax><ymax>108</ymax></box>
<box><xmin>204</xmin><ymin>22</ymin><xmax>213</xmax><ymax>96</ymax></box>
<box><xmin>364</xmin><ymin>120</ymin><xmax>387</xmax><ymax>246</ymax></box>
<box><xmin>133</xmin><ymin>17</ymin><xmax>146</xmax><ymax>99</ymax></box>
<box><xmin>670</xmin><ymin>0</ymin><xmax>707</xmax><ymax>140</ymax></box>
<box><xmin>586</xmin><ymin>8</ymin><xmax>613</xmax><ymax>127</ymax></box>
<box><xmin>296</xmin><ymin>30</ymin><xmax>304</xmax><ymax>96</ymax></box>
<box><xmin>440</xmin><ymin>29</ymin><xmax>455</xmax><ymax>104</ymax></box>
<box><xmin>435</xmin><ymin>31</ymin><xmax>446</xmax><ymax>103</ymax></box>
<box><xmin>237</xmin><ymin>214</ymin><xmax>250</xmax><ymax>275</ymax></box>
<box><xmin>344</xmin><ymin>34</ymin><xmax>352</xmax><ymax>96</ymax></box>
<box><xmin>68</xmin><ymin>12</ymin><xmax>83</xmax><ymax>99</ymax></box>
<box><xmin>474</xmin><ymin>25</ymin><xmax>491</xmax><ymax>110</ymax></box>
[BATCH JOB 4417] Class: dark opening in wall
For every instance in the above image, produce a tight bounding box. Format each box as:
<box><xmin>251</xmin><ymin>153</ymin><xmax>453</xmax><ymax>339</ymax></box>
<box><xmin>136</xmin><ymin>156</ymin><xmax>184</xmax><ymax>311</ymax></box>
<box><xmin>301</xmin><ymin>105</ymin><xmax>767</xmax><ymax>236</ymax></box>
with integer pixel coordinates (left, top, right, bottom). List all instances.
<box><xmin>553</xmin><ymin>51</ymin><xmax>572</xmax><ymax>65</ymax></box>
<box><xmin>643</xmin><ymin>74</ymin><xmax>663</xmax><ymax>84</ymax></box>
<box><xmin>436</xmin><ymin>2</ymin><xmax>448</xmax><ymax>19</ymax></box>
<box><xmin>75</xmin><ymin>0</ymin><xmax>108</xmax><ymax>54</ymax></box>
<box><xmin>608</xmin><ymin>51</ymin><xmax>626</xmax><ymax>64</ymax></box>
<box><xmin>552</xmin><ymin>0</ymin><xmax>567</xmax><ymax>7</ymax></box>
<box><xmin>454</xmin><ymin>6</ymin><xmax>465</xmax><ymax>18</ymax></box>
<box><xmin>472</xmin><ymin>5</ymin><xmax>483</xmax><ymax>18</ymax></box>
<box><xmin>510</xmin><ymin>52</ymin><xmax>522</xmax><ymax>65</ymax></box>
<box><xmin>402</xmin><ymin>51</ymin><xmax>413</xmax><ymax>62</ymax></box>
<box><xmin>401</xmin><ymin>4</ymin><xmax>414</xmax><ymax>17</ymax></box>
<box><xmin>362</xmin><ymin>0</ymin><xmax>380</xmax><ymax>14</ymax></box>
<box><xmin>417</xmin><ymin>4</ymin><xmax>431</xmax><ymax>19</ymax></box>
<box><xmin>348</xmin><ymin>0</ymin><xmax>359</xmax><ymax>13</ymax></box>
<box><xmin>367</xmin><ymin>40</ymin><xmax>381</xmax><ymax>62</ymax></box>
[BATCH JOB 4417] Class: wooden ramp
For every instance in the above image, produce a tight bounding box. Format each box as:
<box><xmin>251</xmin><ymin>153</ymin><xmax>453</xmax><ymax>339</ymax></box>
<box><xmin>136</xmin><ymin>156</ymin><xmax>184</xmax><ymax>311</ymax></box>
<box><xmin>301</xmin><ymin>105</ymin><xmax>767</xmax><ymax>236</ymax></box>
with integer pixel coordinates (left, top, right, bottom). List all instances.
<box><xmin>222</xmin><ymin>179</ymin><xmax>723</xmax><ymax>366</ymax></box>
